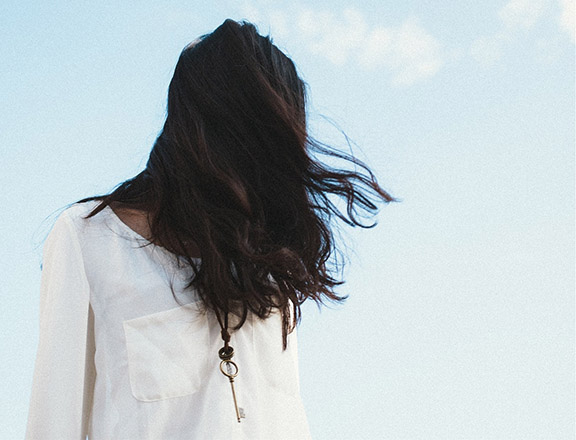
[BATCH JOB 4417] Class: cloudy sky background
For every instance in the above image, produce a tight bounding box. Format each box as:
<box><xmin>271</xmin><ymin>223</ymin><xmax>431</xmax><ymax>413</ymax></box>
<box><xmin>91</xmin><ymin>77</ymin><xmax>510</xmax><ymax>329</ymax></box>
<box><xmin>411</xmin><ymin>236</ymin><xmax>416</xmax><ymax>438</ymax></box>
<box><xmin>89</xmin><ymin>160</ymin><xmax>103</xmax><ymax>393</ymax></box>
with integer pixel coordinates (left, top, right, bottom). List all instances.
<box><xmin>1</xmin><ymin>0</ymin><xmax>574</xmax><ymax>438</ymax></box>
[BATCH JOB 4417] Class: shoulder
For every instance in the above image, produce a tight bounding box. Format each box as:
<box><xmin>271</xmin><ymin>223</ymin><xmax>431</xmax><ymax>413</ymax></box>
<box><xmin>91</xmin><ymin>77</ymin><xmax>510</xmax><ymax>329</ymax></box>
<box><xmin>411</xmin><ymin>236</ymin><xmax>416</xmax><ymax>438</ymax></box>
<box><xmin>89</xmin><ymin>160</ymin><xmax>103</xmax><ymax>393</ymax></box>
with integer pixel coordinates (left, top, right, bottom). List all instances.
<box><xmin>40</xmin><ymin>202</ymin><xmax>96</xmax><ymax>258</ymax></box>
<box><xmin>62</xmin><ymin>199</ymin><xmax>103</xmax><ymax>219</ymax></box>
<box><xmin>50</xmin><ymin>200</ymin><xmax>109</xmax><ymax>242</ymax></box>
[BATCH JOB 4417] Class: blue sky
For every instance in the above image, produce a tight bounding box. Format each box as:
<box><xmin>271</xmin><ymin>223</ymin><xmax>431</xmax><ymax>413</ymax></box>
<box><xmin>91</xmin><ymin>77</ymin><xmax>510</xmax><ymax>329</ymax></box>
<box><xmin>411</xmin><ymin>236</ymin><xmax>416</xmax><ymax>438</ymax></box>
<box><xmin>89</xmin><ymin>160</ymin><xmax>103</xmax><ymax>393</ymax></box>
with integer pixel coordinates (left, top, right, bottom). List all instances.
<box><xmin>1</xmin><ymin>1</ymin><xmax>574</xmax><ymax>439</ymax></box>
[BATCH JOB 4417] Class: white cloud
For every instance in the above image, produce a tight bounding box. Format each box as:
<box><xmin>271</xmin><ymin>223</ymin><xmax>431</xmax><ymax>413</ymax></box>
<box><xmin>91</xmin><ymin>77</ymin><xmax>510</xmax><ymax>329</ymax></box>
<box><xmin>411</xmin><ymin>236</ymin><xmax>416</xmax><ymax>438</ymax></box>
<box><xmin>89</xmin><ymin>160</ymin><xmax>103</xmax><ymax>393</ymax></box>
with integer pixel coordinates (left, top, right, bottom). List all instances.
<box><xmin>296</xmin><ymin>8</ymin><xmax>369</xmax><ymax>65</ymax></box>
<box><xmin>559</xmin><ymin>0</ymin><xmax>575</xmax><ymax>42</ymax></box>
<box><xmin>383</xmin><ymin>17</ymin><xmax>443</xmax><ymax>86</ymax></box>
<box><xmin>498</xmin><ymin>0</ymin><xmax>550</xmax><ymax>29</ymax></box>
<box><xmin>469</xmin><ymin>0</ymin><xmax>559</xmax><ymax>64</ymax></box>
<box><xmin>470</xmin><ymin>0</ymin><xmax>574</xmax><ymax>66</ymax></box>
<box><xmin>358</xmin><ymin>27</ymin><xmax>395</xmax><ymax>69</ymax></box>
<box><xmin>356</xmin><ymin>17</ymin><xmax>443</xmax><ymax>85</ymax></box>
<box><xmin>294</xmin><ymin>9</ymin><xmax>443</xmax><ymax>85</ymax></box>
<box><xmin>236</xmin><ymin>2</ymin><xmax>444</xmax><ymax>86</ymax></box>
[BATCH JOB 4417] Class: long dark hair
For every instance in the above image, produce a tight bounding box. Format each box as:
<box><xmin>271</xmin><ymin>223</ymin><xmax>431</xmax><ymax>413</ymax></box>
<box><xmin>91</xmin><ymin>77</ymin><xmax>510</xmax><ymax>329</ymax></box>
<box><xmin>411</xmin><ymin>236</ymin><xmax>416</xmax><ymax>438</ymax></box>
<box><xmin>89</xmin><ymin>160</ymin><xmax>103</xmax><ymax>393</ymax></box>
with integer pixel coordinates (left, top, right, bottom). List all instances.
<box><xmin>77</xmin><ymin>19</ymin><xmax>399</xmax><ymax>349</ymax></box>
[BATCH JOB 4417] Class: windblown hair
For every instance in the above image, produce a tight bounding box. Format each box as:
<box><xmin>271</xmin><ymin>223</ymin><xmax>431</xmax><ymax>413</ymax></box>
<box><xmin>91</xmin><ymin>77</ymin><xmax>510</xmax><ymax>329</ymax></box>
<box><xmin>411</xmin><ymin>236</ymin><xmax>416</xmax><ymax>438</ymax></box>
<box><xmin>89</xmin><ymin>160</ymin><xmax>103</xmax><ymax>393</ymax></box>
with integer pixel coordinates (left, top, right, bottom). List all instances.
<box><xmin>77</xmin><ymin>19</ymin><xmax>398</xmax><ymax>349</ymax></box>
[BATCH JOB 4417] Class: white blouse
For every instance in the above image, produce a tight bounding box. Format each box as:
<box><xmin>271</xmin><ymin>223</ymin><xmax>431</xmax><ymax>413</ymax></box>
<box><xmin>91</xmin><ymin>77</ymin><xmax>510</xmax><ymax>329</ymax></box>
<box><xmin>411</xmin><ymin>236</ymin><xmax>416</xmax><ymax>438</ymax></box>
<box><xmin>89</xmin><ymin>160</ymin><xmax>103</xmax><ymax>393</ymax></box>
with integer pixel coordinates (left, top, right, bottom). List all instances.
<box><xmin>26</xmin><ymin>200</ymin><xmax>311</xmax><ymax>440</ymax></box>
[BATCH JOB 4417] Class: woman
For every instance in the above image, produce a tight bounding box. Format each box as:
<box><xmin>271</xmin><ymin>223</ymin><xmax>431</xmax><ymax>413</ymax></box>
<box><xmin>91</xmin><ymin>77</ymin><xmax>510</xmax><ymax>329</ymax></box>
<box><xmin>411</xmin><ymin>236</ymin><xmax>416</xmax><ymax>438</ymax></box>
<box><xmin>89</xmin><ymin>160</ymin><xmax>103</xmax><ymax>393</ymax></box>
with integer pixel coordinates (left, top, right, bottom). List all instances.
<box><xmin>26</xmin><ymin>19</ymin><xmax>397</xmax><ymax>439</ymax></box>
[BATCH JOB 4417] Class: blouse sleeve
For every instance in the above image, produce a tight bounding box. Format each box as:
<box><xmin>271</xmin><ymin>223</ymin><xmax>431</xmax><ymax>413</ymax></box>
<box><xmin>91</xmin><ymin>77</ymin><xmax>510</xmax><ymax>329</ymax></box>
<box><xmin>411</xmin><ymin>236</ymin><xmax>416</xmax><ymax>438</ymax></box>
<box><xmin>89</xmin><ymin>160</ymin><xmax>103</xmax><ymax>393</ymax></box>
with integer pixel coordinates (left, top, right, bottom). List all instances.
<box><xmin>25</xmin><ymin>210</ymin><xmax>96</xmax><ymax>440</ymax></box>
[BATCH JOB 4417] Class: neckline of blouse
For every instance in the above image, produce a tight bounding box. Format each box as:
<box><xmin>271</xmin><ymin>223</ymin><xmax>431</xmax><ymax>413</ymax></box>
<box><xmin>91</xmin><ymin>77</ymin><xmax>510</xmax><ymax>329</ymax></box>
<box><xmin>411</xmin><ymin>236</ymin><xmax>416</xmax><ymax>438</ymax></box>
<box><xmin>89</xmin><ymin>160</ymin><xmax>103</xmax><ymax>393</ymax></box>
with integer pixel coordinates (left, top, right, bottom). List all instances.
<box><xmin>103</xmin><ymin>204</ymin><xmax>202</xmax><ymax>263</ymax></box>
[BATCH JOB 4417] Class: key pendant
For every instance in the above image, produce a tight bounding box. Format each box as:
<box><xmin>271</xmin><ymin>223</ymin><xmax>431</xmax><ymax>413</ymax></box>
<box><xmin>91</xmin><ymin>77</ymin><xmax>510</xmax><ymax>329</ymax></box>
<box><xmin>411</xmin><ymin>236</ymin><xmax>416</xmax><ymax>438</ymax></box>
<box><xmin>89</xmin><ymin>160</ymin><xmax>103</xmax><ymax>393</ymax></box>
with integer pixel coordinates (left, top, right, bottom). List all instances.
<box><xmin>218</xmin><ymin>346</ymin><xmax>245</xmax><ymax>423</ymax></box>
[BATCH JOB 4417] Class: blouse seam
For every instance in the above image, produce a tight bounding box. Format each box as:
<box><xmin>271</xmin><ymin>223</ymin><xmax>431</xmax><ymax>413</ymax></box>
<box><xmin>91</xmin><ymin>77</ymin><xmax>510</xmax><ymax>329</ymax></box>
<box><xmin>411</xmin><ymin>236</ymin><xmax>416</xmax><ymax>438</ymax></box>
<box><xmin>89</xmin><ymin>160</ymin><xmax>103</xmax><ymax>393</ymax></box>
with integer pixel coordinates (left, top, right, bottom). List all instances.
<box><xmin>61</xmin><ymin>208</ymin><xmax>93</xmax><ymax>304</ymax></box>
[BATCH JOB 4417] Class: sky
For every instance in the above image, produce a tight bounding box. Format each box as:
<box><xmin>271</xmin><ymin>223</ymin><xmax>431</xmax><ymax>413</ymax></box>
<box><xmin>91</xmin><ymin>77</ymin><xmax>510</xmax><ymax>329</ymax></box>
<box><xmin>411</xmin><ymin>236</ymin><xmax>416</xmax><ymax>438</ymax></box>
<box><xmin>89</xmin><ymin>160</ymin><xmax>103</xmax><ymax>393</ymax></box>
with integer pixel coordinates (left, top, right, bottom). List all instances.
<box><xmin>0</xmin><ymin>0</ymin><xmax>574</xmax><ymax>439</ymax></box>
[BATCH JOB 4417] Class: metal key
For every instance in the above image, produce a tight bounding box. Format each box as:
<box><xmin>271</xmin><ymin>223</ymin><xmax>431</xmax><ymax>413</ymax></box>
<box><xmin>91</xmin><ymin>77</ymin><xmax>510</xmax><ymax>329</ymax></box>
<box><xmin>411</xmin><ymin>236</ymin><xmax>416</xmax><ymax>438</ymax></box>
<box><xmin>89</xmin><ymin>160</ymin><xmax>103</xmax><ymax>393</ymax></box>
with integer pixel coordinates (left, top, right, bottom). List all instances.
<box><xmin>220</xmin><ymin>360</ymin><xmax>243</xmax><ymax>422</ymax></box>
<box><xmin>218</xmin><ymin>345</ymin><xmax>245</xmax><ymax>423</ymax></box>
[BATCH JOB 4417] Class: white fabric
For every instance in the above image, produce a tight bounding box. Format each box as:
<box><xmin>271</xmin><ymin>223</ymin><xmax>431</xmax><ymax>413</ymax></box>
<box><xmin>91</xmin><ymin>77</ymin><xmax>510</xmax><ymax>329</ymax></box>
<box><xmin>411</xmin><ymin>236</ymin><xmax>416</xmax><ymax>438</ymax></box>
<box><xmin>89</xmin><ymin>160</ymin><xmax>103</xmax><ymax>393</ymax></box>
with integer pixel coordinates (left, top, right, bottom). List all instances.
<box><xmin>26</xmin><ymin>200</ymin><xmax>311</xmax><ymax>440</ymax></box>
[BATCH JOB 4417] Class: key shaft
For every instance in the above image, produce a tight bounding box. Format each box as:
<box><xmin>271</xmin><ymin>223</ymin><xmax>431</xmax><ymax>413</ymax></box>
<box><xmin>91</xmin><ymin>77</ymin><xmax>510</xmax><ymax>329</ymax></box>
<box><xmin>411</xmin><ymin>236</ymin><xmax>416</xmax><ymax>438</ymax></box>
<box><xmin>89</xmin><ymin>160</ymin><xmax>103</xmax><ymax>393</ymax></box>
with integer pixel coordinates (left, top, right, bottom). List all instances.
<box><xmin>220</xmin><ymin>359</ymin><xmax>244</xmax><ymax>423</ymax></box>
<box><xmin>228</xmin><ymin>376</ymin><xmax>242</xmax><ymax>422</ymax></box>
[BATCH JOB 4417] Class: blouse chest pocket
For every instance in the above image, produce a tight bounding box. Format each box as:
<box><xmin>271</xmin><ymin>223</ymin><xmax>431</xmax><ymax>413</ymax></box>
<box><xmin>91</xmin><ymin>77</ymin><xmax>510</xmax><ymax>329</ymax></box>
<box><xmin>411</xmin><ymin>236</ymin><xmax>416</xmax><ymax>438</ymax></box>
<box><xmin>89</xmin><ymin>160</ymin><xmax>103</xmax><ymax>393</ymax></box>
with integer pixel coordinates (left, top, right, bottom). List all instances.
<box><xmin>122</xmin><ymin>302</ymin><xmax>211</xmax><ymax>402</ymax></box>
